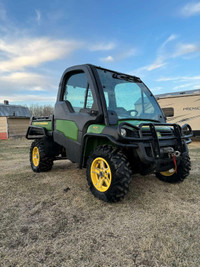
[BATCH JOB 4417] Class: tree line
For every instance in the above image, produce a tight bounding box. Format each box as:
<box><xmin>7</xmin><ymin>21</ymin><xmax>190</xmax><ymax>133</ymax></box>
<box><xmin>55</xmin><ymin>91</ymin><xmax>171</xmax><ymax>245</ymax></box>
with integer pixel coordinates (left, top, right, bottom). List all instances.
<box><xmin>29</xmin><ymin>104</ymin><xmax>54</xmax><ymax>117</ymax></box>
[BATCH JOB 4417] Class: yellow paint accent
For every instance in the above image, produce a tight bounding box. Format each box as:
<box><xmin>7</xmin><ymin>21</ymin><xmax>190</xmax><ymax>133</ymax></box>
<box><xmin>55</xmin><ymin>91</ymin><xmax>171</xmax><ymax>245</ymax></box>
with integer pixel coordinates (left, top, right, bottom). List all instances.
<box><xmin>32</xmin><ymin>147</ymin><xmax>40</xmax><ymax>167</ymax></box>
<box><xmin>90</xmin><ymin>157</ymin><xmax>112</xmax><ymax>192</ymax></box>
<box><xmin>33</xmin><ymin>122</ymin><xmax>48</xmax><ymax>125</ymax></box>
<box><xmin>160</xmin><ymin>168</ymin><xmax>176</xmax><ymax>176</ymax></box>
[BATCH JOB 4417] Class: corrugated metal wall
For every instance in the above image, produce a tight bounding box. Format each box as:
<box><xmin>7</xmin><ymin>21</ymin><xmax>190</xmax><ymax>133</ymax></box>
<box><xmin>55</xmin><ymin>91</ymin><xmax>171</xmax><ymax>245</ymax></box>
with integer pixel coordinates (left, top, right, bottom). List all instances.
<box><xmin>7</xmin><ymin>118</ymin><xmax>29</xmax><ymax>137</ymax></box>
<box><xmin>0</xmin><ymin>117</ymin><xmax>8</xmax><ymax>139</ymax></box>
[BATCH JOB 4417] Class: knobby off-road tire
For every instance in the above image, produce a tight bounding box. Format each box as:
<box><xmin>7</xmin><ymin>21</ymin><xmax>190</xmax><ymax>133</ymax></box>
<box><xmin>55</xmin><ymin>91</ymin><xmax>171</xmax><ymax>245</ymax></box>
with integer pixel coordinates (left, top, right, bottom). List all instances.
<box><xmin>87</xmin><ymin>145</ymin><xmax>132</xmax><ymax>202</ymax></box>
<box><xmin>156</xmin><ymin>152</ymin><xmax>191</xmax><ymax>183</ymax></box>
<box><xmin>30</xmin><ymin>139</ymin><xmax>53</xmax><ymax>172</ymax></box>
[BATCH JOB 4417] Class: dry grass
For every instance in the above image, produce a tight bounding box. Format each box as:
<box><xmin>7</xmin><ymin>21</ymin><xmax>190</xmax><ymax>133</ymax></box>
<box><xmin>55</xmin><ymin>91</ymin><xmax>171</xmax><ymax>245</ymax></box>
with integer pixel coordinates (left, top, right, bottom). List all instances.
<box><xmin>0</xmin><ymin>138</ymin><xmax>200</xmax><ymax>267</ymax></box>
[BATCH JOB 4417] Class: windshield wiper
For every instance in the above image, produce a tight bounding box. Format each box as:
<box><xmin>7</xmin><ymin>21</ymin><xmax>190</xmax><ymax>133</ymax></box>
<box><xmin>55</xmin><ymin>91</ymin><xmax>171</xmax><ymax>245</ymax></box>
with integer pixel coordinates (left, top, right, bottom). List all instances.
<box><xmin>112</xmin><ymin>73</ymin><xmax>141</xmax><ymax>83</ymax></box>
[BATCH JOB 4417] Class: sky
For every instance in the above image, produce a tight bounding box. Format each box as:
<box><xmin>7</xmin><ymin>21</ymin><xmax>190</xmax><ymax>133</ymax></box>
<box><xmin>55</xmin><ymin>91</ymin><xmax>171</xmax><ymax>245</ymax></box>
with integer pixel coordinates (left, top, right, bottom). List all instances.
<box><xmin>0</xmin><ymin>0</ymin><xmax>200</xmax><ymax>106</ymax></box>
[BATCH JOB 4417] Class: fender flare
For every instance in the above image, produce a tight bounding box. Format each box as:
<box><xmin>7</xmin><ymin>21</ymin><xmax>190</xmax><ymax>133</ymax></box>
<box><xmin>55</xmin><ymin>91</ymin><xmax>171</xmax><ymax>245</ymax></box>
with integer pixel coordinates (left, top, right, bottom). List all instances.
<box><xmin>79</xmin><ymin>133</ymin><xmax>138</xmax><ymax>168</ymax></box>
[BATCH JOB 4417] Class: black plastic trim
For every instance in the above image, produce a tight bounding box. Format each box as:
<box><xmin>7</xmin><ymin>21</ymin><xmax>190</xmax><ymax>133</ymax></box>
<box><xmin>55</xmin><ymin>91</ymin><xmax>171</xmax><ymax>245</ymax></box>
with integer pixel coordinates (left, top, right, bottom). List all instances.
<box><xmin>26</xmin><ymin>126</ymin><xmax>51</xmax><ymax>139</ymax></box>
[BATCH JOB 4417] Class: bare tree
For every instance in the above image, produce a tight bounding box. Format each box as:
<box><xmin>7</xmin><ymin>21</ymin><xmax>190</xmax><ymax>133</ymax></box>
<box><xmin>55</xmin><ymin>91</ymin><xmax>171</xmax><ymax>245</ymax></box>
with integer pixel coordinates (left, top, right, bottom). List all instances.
<box><xmin>29</xmin><ymin>104</ymin><xmax>54</xmax><ymax>117</ymax></box>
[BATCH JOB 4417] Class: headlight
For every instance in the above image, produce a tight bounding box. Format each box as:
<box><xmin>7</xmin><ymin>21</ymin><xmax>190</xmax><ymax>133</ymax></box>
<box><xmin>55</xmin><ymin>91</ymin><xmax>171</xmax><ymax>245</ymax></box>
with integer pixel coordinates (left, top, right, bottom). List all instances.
<box><xmin>120</xmin><ymin>128</ymin><xmax>127</xmax><ymax>137</ymax></box>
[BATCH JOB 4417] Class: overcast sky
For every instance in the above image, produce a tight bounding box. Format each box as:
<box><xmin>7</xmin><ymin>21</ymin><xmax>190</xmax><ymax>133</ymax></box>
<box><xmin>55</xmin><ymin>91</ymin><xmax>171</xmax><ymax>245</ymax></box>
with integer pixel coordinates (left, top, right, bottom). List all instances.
<box><xmin>0</xmin><ymin>0</ymin><xmax>200</xmax><ymax>106</ymax></box>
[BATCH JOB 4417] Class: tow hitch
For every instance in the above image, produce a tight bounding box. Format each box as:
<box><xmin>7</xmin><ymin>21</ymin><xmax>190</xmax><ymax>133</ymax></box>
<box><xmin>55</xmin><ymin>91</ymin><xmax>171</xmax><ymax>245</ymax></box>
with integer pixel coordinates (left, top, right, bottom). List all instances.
<box><xmin>171</xmin><ymin>151</ymin><xmax>181</xmax><ymax>173</ymax></box>
<box><xmin>159</xmin><ymin>147</ymin><xmax>181</xmax><ymax>173</ymax></box>
<box><xmin>167</xmin><ymin>148</ymin><xmax>181</xmax><ymax>174</ymax></box>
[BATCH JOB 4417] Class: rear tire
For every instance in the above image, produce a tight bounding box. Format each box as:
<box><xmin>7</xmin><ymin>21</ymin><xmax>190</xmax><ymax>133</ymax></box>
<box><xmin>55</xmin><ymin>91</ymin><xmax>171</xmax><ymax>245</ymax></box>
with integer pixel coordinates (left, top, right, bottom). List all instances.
<box><xmin>156</xmin><ymin>152</ymin><xmax>191</xmax><ymax>183</ymax></box>
<box><xmin>87</xmin><ymin>145</ymin><xmax>132</xmax><ymax>202</ymax></box>
<box><xmin>30</xmin><ymin>139</ymin><xmax>53</xmax><ymax>172</ymax></box>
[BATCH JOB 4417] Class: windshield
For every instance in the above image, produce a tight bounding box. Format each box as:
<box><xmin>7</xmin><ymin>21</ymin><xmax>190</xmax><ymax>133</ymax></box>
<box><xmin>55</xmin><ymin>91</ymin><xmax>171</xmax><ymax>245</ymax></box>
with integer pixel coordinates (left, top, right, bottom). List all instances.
<box><xmin>96</xmin><ymin>68</ymin><xmax>164</xmax><ymax>122</ymax></box>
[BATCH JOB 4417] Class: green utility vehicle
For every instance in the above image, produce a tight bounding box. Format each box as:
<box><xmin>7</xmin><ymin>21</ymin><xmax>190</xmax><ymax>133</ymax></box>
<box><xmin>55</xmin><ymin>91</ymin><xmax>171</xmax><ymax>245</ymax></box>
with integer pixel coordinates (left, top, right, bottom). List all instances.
<box><xmin>26</xmin><ymin>64</ymin><xmax>192</xmax><ymax>202</ymax></box>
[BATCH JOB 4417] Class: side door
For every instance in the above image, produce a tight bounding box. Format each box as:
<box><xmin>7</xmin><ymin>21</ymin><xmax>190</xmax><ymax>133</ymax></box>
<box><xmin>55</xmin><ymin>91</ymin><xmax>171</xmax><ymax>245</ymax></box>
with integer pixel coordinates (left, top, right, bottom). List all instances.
<box><xmin>54</xmin><ymin>67</ymin><xmax>102</xmax><ymax>163</ymax></box>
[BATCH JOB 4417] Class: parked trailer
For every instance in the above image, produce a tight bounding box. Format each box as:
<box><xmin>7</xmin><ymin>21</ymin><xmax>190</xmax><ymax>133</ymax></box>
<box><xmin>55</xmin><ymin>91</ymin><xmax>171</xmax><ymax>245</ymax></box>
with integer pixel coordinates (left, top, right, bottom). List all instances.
<box><xmin>156</xmin><ymin>89</ymin><xmax>200</xmax><ymax>136</ymax></box>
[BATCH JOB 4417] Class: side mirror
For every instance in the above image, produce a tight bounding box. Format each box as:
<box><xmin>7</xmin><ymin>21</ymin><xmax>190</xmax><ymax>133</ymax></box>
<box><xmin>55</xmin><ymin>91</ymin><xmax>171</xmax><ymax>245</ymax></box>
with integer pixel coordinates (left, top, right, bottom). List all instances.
<box><xmin>107</xmin><ymin>110</ymin><xmax>118</xmax><ymax>125</ymax></box>
<box><xmin>181</xmin><ymin>124</ymin><xmax>193</xmax><ymax>137</ymax></box>
<box><xmin>162</xmin><ymin>107</ymin><xmax>174</xmax><ymax>117</ymax></box>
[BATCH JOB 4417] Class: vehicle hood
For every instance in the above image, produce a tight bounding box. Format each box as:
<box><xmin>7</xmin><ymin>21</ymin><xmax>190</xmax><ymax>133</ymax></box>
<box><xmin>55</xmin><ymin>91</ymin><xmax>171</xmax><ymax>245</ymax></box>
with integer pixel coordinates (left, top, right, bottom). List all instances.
<box><xmin>118</xmin><ymin>119</ymin><xmax>171</xmax><ymax>131</ymax></box>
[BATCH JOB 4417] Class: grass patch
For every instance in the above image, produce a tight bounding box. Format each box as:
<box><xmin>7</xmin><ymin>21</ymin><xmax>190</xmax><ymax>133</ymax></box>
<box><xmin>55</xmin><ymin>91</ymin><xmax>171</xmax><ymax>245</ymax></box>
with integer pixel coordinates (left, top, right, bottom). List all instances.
<box><xmin>0</xmin><ymin>139</ymin><xmax>200</xmax><ymax>266</ymax></box>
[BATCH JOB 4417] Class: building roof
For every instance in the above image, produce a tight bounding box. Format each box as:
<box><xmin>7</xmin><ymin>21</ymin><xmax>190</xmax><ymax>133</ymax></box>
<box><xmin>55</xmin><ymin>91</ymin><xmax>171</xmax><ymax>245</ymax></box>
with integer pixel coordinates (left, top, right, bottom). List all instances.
<box><xmin>0</xmin><ymin>104</ymin><xmax>31</xmax><ymax>118</ymax></box>
<box><xmin>156</xmin><ymin>89</ymin><xmax>200</xmax><ymax>99</ymax></box>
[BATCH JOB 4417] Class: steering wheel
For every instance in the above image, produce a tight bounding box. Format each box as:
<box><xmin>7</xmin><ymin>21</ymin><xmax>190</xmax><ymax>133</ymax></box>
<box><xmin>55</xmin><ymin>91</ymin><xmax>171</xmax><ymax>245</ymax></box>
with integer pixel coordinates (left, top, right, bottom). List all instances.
<box><xmin>127</xmin><ymin>109</ymin><xmax>138</xmax><ymax>116</ymax></box>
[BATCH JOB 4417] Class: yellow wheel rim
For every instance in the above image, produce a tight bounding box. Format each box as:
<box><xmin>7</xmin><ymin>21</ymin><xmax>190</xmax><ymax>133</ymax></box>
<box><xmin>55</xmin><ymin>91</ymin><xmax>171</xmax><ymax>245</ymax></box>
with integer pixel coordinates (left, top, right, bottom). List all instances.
<box><xmin>160</xmin><ymin>168</ymin><xmax>176</xmax><ymax>176</ymax></box>
<box><xmin>32</xmin><ymin>147</ymin><xmax>40</xmax><ymax>167</ymax></box>
<box><xmin>90</xmin><ymin>157</ymin><xmax>112</xmax><ymax>192</ymax></box>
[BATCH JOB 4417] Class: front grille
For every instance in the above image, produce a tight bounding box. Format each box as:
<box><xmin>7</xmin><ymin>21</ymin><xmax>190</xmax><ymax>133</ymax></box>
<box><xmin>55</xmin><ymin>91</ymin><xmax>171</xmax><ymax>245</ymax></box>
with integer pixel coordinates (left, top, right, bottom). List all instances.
<box><xmin>141</xmin><ymin>129</ymin><xmax>173</xmax><ymax>138</ymax></box>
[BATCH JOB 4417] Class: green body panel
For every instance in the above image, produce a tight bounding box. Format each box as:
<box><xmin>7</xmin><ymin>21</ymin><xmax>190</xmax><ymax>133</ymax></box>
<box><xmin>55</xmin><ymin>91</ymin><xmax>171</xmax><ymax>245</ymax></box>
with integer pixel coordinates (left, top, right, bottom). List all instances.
<box><xmin>87</xmin><ymin>124</ymin><xmax>105</xmax><ymax>134</ymax></box>
<box><xmin>84</xmin><ymin>124</ymin><xmax>111</xmax><ymax>162</ymax></box>
<box><xmin>84</xmin><ymin>137</ymin><xmax>114</xmax><ymax>159</ymax></box>
<box><xmin>56</xmin><ymin>120</ymin><xmax>78</xmax><ymax>141</ymax></box>
<box><xmin>32</xmin><ymin>121</ymin><xmax>52</xmax><ymax>131</ymax></box>
<box><xmin>87</xmin><ymin>121</ymin><xmax>170</xmax><ymax>134</ymax></box>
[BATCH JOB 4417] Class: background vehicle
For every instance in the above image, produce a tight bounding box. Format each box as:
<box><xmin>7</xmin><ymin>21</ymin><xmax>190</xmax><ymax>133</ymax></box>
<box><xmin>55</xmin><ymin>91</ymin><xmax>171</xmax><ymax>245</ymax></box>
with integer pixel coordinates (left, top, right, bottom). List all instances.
<box><xmin>156</xmin><ymin>89</ymin><xmax>200</xmax><ymax>137</ymax></box>
<box><xmin>26</xmin><ymin>64</ymin><xmax>192</xmax><ymax>202</ymax></box>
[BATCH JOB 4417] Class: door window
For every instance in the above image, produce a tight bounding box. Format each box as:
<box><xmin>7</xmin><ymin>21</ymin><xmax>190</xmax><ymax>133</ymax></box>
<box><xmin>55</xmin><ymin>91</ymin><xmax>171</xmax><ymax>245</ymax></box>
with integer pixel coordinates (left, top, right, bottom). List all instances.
<box><xmin>63</xmin><ymin>72</ymin><xmax>94</xmax><ymax>112</ymax></box>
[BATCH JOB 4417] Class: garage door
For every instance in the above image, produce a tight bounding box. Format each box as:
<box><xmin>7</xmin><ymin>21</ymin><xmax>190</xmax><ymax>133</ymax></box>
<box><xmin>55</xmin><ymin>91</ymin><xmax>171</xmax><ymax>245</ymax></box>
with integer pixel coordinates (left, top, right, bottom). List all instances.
<box><xmin>7</xmin><ymin>118</ymin><xmax>30</xmax><ymax>137</ymax></box>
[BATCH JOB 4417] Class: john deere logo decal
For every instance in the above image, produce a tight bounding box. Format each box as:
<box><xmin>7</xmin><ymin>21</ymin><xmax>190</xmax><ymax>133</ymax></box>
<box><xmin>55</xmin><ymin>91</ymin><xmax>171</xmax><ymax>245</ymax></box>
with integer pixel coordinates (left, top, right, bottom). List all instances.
<box><xmin>157</xmin><ymin>132</ymin><xmax>161</xmax><ymax>138</ymax></box>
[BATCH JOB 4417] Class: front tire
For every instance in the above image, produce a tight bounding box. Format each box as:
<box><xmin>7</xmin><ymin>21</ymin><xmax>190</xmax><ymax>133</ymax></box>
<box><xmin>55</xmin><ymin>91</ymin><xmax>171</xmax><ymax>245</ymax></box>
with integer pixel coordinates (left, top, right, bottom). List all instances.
<box><xmin>87</xmin><ymin>145</ymin><xmax>132</xmax><ymax>202</ymax></box>
<box><xmin>30</xmin><ymin>139</ymin><xmax>53</xmax><ymax>172</ymax></box>
<box><xmin>156</xmin><ymin>152</ymin><xmax>191</xmax><ymax>183</ymax></box>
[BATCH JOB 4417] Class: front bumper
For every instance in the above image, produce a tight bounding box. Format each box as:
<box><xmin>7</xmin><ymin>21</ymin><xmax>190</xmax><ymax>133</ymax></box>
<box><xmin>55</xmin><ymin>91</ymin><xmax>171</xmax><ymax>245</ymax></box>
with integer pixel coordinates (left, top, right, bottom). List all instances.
<box><xmin>118</xmin><ymin>122</ymin><xmax>192</xmax><ymax>172</ymax></box>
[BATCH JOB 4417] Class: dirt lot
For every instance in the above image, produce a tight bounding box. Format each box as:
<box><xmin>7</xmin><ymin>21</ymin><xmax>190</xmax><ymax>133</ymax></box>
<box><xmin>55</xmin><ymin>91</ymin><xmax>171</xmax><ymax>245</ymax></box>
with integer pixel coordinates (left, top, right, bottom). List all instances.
<box><xmin>0</xmin><ymin>139</ymin><xmax>200</xmax><ymax>267</ymax></box>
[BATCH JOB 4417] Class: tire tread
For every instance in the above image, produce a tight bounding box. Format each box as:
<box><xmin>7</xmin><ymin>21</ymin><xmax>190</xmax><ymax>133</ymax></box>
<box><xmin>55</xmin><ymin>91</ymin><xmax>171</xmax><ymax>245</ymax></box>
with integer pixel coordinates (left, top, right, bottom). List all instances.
<box><xmin>87</xmin><ymin>145</ymin><xmax>132</xmax><ymax>202</ymax></box>
<box><xmin>30</xmin><ymin>139</ymin><xmax>53</xmax><ymax>172</ymax></box>
<box><xmin>156</xmin><ymin>152</ymin><xmax>191</xmax><ymax>183</ymax></box>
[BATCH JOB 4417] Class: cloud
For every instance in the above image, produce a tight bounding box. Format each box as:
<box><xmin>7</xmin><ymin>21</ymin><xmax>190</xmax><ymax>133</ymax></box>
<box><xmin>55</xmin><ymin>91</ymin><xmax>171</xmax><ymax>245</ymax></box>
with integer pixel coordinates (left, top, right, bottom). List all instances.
<box><xmin>134</xmin><ymin>34</ymin><xmax>177</xmax><ymax>73</ymax></box>
<box><xmin>0</xmin><ymin>37</ymin><xmax>82</xmax><ymax>72</ymax></box>
<box><xmin>0</xmin><ymin>71</ymin><xmax>57</xmax><ymax>98</ymax></box>
<box><xmin>173</xmin><ymin>43</ymin><xmax>200</xmax><ymax>57</ymax></box>
<box><xmin>89</xmin><ymin>42</ymin><xmax>115</xmax><ymax>51</ymax></box>
<box><xmin>180</xmin><ymin>2</ymin><xmax>200</xmax><ymax>17</ymax></box>
<box><xmin>151</xmin><ymin>86</ymin><xmax>164</xmax><ymax>92</ymax></box>
<box><xmin>173</xmin><ymin>83</ymin><xmax>194</xmax><ymax>90</ymax></box>
<box><xmin>100</xmin><ymin>55</ymin><xmax>114</xmax><ymax>62</ymax></box>
<box><xmin>135</xmin><ymin>34</ymin><xmax>200</xmax><ymax>73</ymax></box>
<box><xmin>193</xmin><ymin>85</ymin><xmax>200</xmax><ymax>89</ymax></box>
<box><xmin>117</xmin><ymin>48</ymin><xmax>136</xmax><ymax>60</ymax></box>
<box><xmin>133</xmin><ymin>58</ymin><xmax>167</xmax><ymax>74</ymax></box>
<box><xmin>160</xmin><ymin>34</ymin><xmax>177</xmax><ymax>49</ymax></box>
<box><xmin>146</xmin><ymin>59</ymin><xmax>167</xmax><ymax>71</ymax></box>
<box><xmin>35</xmin><ymin>9</ymin><xmax>41</xmax><ymax>25</ymax></box>
<box><xmin>173</xmin><ymin>83</ymin><xmax>200</xmax><ymax>91</ymax></box>
<box><xmin>0</xmin><ymin>2</ymin><xmax>7</xmax><ymax>22</ymax></box>
<box><xmin>156</xmin><ymin>76</ymin><xmax>200</xmax><ymax>91</ymax></box>
<box><xmin>0</xmin><ymin>11</ymin><xmax>119</xmax><ymax>104</ymax></box>
<box><xmin>156</xmin><ymin>75</ymin><xmax>200</xmax><ymax>82</ymax></box>
<box><xmin>147</xmin><ymin>34</ymin><xmax>178</xmax><ymax>70</ymax></box>
<box><xmin>0</xmin><ymin>72</ymin><xmax>54</xmax><ymax>90</ymax></box>
<box><xmin>0</xmin><ymin>94</ymin><xmax>56</xmax><ymax>104</ymax></box>
<box><xmin>100</xmin><ymin>48</ymin><xmax>136</xmax><ymax>63</ymax></box>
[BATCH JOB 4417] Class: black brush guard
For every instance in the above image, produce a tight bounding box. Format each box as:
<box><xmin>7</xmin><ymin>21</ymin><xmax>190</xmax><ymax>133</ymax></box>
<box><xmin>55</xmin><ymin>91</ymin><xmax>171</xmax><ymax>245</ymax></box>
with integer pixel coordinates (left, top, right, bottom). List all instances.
<box><xmin>118</xmin><ymin>122</ymin><xmax>193</xmax><ymax>172</ymax></box>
